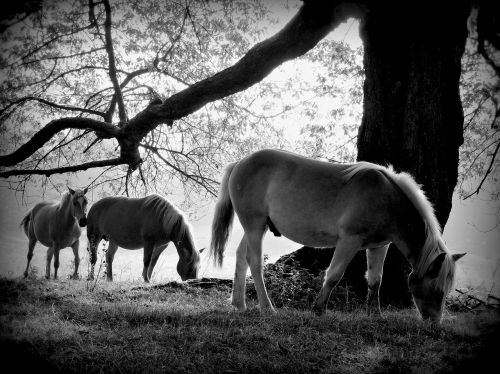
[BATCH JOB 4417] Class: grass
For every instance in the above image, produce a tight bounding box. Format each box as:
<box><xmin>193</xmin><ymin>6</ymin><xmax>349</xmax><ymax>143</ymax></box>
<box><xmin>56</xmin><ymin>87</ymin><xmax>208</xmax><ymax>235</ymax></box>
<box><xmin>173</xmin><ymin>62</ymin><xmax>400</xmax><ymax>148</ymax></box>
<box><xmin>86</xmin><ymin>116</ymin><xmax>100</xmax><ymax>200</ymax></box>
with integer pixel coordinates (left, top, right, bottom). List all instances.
<box><xmin>0</xmin><ymin>276</ymin><xmax>499</xmax><ymax>374</ymax></box>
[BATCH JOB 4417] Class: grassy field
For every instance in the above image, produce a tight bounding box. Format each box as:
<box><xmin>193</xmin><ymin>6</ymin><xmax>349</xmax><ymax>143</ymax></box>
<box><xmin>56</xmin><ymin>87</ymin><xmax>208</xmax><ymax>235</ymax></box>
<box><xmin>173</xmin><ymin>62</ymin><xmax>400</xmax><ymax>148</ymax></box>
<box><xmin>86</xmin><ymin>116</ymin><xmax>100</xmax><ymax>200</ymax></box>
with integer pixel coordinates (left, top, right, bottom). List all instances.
<box><xmin>0</xmin><ymin>276</ymin><xmax>498</xmax><ymax>374</ymax></box>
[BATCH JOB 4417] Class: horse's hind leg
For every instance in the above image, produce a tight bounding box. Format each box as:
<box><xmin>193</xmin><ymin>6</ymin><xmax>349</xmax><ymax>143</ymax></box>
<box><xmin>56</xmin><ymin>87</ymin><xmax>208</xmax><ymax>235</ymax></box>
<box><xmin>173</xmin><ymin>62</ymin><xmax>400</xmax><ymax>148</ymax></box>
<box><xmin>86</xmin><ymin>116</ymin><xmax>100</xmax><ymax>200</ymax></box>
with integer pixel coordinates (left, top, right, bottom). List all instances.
<box><xmin>232</xmin><ymin>235</ymin><xmax>249</xmax><ymax>311</ymax></box>
<box><xmin>245</xmin><ymin>229</ymin><xmax>275</xmax><ymax>313</ymax></box>
<box><xmin>87</xmin><ymin>234</ymin><xmax>99</xmax><ymax>280</ymax></box>
<box><xmin>70</xmin><ymin>241</ymin><xmax>80</xmax><ymax>279</ymax></box>
<box><xmin>142</xmin><ymin>242</ymin><xmax>154</xmax><ymax>282</ymax></box>
<box><xmin>312</xmin><ymin>235</ymin><xmax>361</xmax><ymax>316</ymax></box>
<box><xmin>147</xmin><ymin>244</ymin><xmax>167</xmax><ymax>282</ymax></box>
<box><xmin>45</xmin><ymin>247</ymin><xmax>54</xmax><ymax>279</ymax></box>
<box><xmin>365</xmin><ymin>244</ymin><xmax>389</xmax><ymax>316</ymax></box>
<box><xmin>24</xmin><ymin>237</ymin><xmax>37</xmax><ymax>278</ymax></box>
<box><xmin>105</xmin><ymin>241</ymin><xmax>119</xmax><ymax>281</ymax></box>
<box><xmin>53</xmin><ymin>247</ymin><xmax>61</xmax><ymax>279</ymax></box>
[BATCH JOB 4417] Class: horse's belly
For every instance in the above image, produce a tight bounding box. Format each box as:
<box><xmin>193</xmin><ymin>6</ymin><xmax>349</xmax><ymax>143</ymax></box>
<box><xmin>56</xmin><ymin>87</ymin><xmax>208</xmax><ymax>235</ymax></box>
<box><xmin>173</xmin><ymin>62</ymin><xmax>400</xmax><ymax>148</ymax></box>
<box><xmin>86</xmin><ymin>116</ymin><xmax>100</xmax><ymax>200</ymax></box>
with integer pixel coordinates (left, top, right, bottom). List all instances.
<box><xmin>272</xmin><ymin>218</ymin><xmax>339</xmax><ymax>248</ymax></box>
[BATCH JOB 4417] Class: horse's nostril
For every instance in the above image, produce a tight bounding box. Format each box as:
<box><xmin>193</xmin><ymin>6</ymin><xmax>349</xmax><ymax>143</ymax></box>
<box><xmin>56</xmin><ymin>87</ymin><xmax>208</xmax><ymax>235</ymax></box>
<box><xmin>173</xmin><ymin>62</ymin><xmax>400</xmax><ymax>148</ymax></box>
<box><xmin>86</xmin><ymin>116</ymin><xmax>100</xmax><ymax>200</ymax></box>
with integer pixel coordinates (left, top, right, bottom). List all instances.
<box><xmin>79</xmin><ymin>218</ymin><xmax>87</xmax><ymax>227</ymax></box>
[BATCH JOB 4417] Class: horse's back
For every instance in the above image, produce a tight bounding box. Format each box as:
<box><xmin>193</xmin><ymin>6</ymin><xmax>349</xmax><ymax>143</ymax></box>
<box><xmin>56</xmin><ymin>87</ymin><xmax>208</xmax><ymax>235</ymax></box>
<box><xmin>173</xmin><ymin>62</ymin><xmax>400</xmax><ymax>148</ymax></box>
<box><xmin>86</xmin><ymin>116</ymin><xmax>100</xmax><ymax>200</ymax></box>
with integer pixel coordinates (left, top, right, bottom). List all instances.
<box><xmin>87</xmin><ymin>195</ymin><xmax>170</xmax><ymax>248</ymax></box>
<box><xmin>228</xmin><ymin>149</ymin><xmax>409</xmax><ymax>248</ymax></box>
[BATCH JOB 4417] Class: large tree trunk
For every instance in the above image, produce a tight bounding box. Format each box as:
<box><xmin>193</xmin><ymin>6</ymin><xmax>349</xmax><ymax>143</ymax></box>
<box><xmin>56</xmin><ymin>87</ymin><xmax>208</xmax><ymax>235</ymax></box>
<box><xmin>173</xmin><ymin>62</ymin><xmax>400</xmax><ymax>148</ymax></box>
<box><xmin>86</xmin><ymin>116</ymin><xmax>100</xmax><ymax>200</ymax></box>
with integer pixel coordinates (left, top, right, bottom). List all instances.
<box><xmin>351</xmin><ymin>2</ymin><xmax>472</xmax><ymax>305</ymax></box>
<box><xmin>278</xmin><ymin>3</ymin><xmax>472</xmax><ymax>307</ymax></box>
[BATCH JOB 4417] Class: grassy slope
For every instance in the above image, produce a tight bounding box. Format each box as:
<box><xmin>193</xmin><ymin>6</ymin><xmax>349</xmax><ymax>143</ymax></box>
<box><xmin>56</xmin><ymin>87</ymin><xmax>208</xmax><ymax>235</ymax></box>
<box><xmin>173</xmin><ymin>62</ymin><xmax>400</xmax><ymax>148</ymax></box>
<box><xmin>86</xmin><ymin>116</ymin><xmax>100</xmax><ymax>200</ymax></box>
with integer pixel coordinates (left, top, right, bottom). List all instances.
<box><xmin>0</xmin><ymin>277</ymin><xmax>498</xmax><ymax>374</ymax></box>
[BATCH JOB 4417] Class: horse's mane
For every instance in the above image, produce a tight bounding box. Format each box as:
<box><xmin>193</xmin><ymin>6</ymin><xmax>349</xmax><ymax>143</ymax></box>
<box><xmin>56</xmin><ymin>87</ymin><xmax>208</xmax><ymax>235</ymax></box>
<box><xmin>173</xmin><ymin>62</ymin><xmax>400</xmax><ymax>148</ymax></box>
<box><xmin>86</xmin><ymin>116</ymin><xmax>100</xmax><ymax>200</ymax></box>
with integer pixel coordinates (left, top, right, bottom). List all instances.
<box><xmin>143</xmin><ymin>195</ymin><xmax>197</xmax><ymax>257</ymax></box>
<box><xmin>58</xmin><ymin>191</ymin><xmax>72</xmax><ymax>208</ymax></box>
<box><xmin>345</xmin><ymin>162</ymin><xmax>455</xmax><ymax>293</ymax></box>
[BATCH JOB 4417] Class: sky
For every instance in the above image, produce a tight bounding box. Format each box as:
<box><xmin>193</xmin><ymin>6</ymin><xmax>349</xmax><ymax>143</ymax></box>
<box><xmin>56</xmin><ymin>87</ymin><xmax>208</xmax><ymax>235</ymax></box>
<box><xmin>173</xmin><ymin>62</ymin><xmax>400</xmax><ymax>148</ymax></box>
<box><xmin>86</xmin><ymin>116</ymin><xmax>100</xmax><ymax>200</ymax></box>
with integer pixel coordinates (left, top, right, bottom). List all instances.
<box><xmin>0</xmin><ymin>1</ymin><xmax>499</xmax><ymax>299</ymax></box>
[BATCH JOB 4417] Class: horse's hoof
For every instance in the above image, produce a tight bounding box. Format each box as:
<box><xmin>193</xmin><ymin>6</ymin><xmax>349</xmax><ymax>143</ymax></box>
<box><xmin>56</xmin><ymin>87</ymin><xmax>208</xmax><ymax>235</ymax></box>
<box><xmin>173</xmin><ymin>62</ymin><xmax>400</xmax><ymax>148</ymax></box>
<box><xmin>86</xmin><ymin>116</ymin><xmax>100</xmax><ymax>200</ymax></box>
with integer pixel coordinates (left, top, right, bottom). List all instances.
<box><xmin>45</xmin><ymin>275</ymin><xmax>50</xmax><ymax>280</ymax></box>
<box><xmin>70</xmin><ymin>274</ymin><xmax>80</xmax><ymax>280</ymax></box>
<box><xmin>263</xmin><ymin>307</ymin><xmax>277</xmax><ymax>315</ymax></box>
<box><xmin>87</xmin><ymin>276</ymin><xmax>94</xmax><ymax>281</ymax></box>
<box><xmin>23</xmin><ymin>272</ymin><xmax>28</xmax><ymax>278</ymax></box>
<box><xmin>231</xmin><ymin>300</ymin><xmax>247</xmax><ymax>312</ymax></box>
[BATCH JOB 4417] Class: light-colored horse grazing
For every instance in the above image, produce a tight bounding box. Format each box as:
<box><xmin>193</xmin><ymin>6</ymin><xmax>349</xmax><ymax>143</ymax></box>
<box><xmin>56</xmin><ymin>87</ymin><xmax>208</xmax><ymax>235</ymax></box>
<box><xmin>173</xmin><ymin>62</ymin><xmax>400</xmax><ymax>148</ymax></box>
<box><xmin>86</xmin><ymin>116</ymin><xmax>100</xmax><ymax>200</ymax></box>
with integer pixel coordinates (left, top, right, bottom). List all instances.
<box><xmin>21</xmin><ymin>187</ymin><xmax>89</xmax><ymax>279</ymax></box>
<box><xmin>86</xmin><ymin>194</ymin><xmax>201</xmax><ymax>282</ymax></box>
<box><xmin>210</xmin><ymin>149</ymin><xmax>465</xmax><ymax>323</ymax></box>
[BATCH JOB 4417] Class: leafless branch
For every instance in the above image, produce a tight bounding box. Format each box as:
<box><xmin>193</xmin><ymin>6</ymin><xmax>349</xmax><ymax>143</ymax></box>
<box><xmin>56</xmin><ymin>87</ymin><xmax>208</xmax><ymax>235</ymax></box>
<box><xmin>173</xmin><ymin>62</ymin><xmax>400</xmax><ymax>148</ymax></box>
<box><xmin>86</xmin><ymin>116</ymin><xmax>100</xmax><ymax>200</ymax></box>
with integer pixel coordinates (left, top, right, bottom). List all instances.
<box><xmin>0</xmin><ymin>117</ymin><xmax>119</xmax><ymax>167</ymax></box>
<box><xmin>0</xmin><ymin>96</ymin><xmax>106</xmax><ymax>118</ymax></box>
<box><xmin>0</xmin><ymin>157</ymin><xmax>124</xmax><ymax>177</ymax></box>
<box><xmin>102</xmin><ymin>0</ymin><xmax>127</xmax><ymax>122</ymax></box>
<box><xmin>464</xmin><ymin>138</ymin><xmax>500</xmax><ymax>199</ymax></box>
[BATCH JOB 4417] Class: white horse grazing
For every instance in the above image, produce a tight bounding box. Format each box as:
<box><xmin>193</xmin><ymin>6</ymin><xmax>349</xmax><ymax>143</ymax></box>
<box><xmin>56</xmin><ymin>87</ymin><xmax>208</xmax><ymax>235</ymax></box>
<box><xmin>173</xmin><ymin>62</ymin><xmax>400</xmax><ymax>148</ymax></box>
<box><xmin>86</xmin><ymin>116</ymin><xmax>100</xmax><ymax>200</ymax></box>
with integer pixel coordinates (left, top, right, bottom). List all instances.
<box><xmin>210</xmin><ymin>149</ymin><xmax>465</xmax><ymax>323</ymax></box>
<box><xmin>86</xmin><ymin>194</ymin><xmax>202</xmax><ymax>282</ymax></box>
<box><xmin>21</xmin><ymin>187</ymin><xmax>88</xmax><ymax>279</ymax></box>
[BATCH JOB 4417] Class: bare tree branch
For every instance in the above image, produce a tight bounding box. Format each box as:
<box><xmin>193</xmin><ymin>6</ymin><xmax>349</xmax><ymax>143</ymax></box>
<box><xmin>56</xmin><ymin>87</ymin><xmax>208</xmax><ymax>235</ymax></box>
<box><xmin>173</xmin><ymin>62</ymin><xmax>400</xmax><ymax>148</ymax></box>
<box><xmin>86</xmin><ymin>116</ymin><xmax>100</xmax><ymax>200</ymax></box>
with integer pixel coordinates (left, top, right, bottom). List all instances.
<box><xmin>102</xmin><ymin>0</ymin><xmax>127</xmax><ymax>122</ymax></box>
<box><xmin>0</xmin><ymin>157</ymin><xmax>124</xmax><ymax>177</ymax></box>
<box><xmin>464</xmin><ymin>138</ymin><xmax>500</xmax><ymax>199</ymax></box>
<box><xmin>0</xmin><ymin>96</ymin><xmax>106</xmax><ymax>118</ymax></box>
<box><xmin>0</xmin><ymin>118</ymin><xmax>119</xmax><ymax>167</ymax></box>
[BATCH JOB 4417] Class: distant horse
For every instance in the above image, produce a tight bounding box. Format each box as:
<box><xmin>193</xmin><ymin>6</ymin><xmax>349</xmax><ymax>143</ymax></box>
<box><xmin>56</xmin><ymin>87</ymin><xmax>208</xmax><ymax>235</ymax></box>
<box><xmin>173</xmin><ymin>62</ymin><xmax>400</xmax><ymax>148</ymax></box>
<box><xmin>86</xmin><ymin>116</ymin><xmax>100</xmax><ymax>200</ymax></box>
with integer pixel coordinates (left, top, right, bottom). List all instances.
<box><xmin>86</xmin><ymin>194</ymin><xmax>201</xmax><ymax>282</ymax></box>
<box><xmin>21</xmin><ymin>187</ymin><xmax>89</xmax><ymax>279</ymax></box>
<box><xmin>210</xmin><ymin>149</ymin><xmax>465</xmax><ymax>323</ymax></box>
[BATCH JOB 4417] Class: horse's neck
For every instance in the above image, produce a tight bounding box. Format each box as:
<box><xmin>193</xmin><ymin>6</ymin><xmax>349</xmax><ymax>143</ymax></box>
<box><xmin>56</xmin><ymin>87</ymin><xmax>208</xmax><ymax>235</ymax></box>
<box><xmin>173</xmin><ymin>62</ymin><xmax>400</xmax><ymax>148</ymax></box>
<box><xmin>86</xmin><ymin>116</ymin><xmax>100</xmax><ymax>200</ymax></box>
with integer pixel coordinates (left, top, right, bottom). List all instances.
<box><xmin>393</xmin><ymin>206</ymin><xmax>427</xmax><ymax>268</ymax></box>
<box><xmin>56</xmin><ymin>200</ymin><xmax>76</xmax><ymax>227</ymax></box>
<box><xmin>175</xmin><ymin>234</ymin><xmax>195</xmax><ymax>261</ymax></box>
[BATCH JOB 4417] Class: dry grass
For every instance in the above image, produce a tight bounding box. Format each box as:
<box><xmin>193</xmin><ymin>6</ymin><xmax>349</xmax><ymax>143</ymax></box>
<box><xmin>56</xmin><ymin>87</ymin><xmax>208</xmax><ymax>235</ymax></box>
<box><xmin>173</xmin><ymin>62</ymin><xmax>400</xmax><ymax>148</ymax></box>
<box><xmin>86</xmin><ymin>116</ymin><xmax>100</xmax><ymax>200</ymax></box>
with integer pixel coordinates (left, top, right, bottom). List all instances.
<box><xmin>0</xmin><ymin>276</ymin><xmax>498</xmax><ymax>374</ymax></box>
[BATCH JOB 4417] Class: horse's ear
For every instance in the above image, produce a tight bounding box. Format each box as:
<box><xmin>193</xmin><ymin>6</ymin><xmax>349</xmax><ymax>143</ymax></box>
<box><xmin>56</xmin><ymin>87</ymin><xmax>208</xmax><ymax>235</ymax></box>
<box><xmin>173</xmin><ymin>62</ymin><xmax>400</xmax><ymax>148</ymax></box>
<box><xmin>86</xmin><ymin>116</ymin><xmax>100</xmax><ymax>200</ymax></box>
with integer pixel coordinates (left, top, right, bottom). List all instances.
<box><xmin>428</xmin><ymin>252</ymin><xmax>446</xmax><ymax>279</ymax></box>
<box><xmin>83</xmin><ymin>187</ymin><xmax>89</xmax><ymax>195</ymax></box>
<box><xmin>452</xmin><ymin>253</ymin><xmax>466</xmax><ymax>262</ymax></box>
<box><xmin>68</xmin><ymin>187</ymin><xmax>75</xmax><ymax>195</ymax></box>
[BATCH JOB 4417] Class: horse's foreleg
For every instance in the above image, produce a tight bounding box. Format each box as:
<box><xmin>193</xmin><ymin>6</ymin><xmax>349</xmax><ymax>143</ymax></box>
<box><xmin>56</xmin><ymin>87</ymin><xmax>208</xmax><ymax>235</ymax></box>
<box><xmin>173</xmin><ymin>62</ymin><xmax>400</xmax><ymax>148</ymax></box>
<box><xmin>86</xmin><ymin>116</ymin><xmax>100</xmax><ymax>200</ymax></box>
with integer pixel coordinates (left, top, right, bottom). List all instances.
<box><xmin>142</xmin><ymin>242</ymin><xmax>154</xmax><ymax>282</ymax></box>
<box><xmin>147</xmin><ymin>244</ymin><xmax>167</xmax><ymax>282</ymax></box>
<box><xmin>312</xmin><ymin>236</ymin><xmax>361</xmax><ymax>316</ymax></box>
<box><xmin>105</xmin><ymin>241</ymin><xmax>119</xmax><ymax>281</ymax></box>
<box><xmin>365</xmin><ymin>244</ymin><xmax>389</xmax><ymax>316</ymax></box>
<box><xmin>71</xmin><ymin>241</ymin><xmax>80</xmax><ymax>279</ymax></box>
<box><xmin>53</xmin><ymin>247</ymin><xmax>61</xmax><ymax>279</ymax></box>
<box><xmin>246</xmin><ymin>230</ymin><xmax>275</xmax><ymax>314</ymax></box>
<box><xmin>45</xmin><ymin>247</ymin><xmax>54</xmax><ymax>279</ymax></box>
<box><xmin>232</xmin><ymin>235</ymin><xmax>249</xmax><ymax>312</ymax></box>
<box><xmin>24</xmin><ymin>237</ymin><xmax>37</xmax><ymax>278</ymax></box>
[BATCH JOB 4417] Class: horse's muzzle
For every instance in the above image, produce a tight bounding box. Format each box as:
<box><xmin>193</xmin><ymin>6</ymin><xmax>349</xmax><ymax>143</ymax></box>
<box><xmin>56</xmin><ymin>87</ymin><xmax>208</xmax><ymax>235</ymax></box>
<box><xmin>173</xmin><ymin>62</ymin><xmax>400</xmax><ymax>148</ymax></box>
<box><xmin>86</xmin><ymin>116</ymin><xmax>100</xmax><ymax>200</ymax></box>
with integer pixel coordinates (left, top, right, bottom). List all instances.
<box><xmin>79</xmin><ymin>217</ymin><xmax>87</xmax><ymax>227</ymax></box>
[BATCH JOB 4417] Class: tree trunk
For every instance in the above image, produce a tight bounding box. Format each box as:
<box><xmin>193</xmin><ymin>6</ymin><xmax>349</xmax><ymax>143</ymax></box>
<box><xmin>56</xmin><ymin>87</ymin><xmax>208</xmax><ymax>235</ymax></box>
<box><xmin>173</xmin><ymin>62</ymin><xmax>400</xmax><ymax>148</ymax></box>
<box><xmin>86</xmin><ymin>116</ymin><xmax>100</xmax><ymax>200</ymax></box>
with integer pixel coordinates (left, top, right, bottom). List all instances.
<box><xmin>352</xmin><ymin>2</ymin><xmax>472</xmax><ymax>305</ymax></box>
<box><xmin>278</xmin><ymin>3</ymin><xmax>472</xmax><ymax>307</ymax></box>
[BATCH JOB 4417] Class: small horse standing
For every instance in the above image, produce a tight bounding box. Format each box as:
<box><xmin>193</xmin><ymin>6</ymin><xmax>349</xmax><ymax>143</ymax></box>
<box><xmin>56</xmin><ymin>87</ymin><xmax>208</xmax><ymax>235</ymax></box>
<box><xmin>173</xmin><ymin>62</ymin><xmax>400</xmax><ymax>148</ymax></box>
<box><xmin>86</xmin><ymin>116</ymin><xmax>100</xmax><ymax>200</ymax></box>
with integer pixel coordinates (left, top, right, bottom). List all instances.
<box><xmin>86</xmin><ymin>194</ymin><xmax>201</xmax><ymax>282</ymax></box>
<box><xmin>21</xmin><ymin>187</ymin><xmax>89</xmax><ymax>279</ymax></box>
<box><xmin>210</xmin><ymin>149</ymin><xmax>465</xmax><ymax>323</ymax></box>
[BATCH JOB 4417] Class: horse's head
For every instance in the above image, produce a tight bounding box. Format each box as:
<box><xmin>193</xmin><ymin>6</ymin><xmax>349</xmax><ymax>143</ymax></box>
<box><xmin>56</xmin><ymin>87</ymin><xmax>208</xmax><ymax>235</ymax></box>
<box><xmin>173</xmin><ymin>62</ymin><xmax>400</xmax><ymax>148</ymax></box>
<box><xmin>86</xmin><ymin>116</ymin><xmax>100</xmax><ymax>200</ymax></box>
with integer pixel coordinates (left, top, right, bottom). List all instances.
<box><xmin>176</xmin><ymin>242</ymin><xmax>203</xmax><ymax>281</ymax></box>
<box><xmin>68</xmin><ymin>187</ymin><xmax>89</xmax><ymax>227</ymax></box>
<box><xmin>409</xmin><ymin>252</ymin><xmax>465</xmax><ymax>323</ymax></box>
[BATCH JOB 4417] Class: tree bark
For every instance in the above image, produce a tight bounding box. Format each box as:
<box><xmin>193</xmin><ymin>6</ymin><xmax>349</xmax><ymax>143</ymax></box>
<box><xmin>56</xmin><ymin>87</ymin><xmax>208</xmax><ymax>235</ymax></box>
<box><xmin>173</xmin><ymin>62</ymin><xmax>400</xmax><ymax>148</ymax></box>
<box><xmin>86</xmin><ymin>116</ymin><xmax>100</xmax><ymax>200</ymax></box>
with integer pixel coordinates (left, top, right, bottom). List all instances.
<box><xmin>352</xmin><ymin>2</ymin><xmax>472</xmax><ymax>304</ymax></box>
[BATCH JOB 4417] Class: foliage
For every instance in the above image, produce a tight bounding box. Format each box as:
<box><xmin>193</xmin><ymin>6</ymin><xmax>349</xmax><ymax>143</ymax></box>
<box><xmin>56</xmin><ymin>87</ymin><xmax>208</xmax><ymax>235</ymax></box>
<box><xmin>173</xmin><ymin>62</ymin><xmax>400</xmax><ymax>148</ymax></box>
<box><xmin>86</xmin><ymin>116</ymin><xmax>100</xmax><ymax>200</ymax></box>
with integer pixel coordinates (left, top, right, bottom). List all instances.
<box><xmin>0</xmin><ymin>0</ymin><xmax>498</xmax><ymax>208</ymax></box>
<box><xmin>459</xmin><ymin>27</ymin><xmax>500</xmax><ymax>200</ymax></box>
<box><xmin>1</xmin><ymin>277</ymin><xmax>499</xmax><ymax>373</ymax></box>
<box><xmin>246</xmin><ymin>254</ymin><xmax>365</xmax><ymax>310</ymax></box>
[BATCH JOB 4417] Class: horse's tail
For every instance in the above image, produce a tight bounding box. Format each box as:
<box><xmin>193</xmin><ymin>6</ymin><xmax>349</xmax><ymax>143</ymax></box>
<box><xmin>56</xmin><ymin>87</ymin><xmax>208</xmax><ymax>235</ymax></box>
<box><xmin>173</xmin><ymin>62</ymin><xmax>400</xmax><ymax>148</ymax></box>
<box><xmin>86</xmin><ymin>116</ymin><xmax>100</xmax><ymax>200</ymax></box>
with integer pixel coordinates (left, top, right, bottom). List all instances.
<box><xmin>20</xmin><ymin>209</ymin><xmax>33</xmax><ymax>237</ymax></box>
<box><xmin>210</xmin><ymin>161</ymin><xmax>238</xmax><ymax>267</ymax></box>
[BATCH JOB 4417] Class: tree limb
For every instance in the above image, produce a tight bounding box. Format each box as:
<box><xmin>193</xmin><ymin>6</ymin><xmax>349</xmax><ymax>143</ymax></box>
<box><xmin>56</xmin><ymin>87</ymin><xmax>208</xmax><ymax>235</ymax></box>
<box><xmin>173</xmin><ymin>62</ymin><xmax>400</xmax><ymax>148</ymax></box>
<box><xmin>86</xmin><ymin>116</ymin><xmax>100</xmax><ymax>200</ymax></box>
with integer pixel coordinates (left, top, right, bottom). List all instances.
<box><xmin>0</xmin><ymin>157</ymin><xmax>124</xmax><ymax>177</ymax></box>
<box><xmin>0</xmin><ymin>96</ymin><xmax>106</xmax><ymax>118</ymax></box>
<box><xmin>122</xmin><ymin>0</ymin><xmax>362</xmax><ymax>139</ymax></box>
<box><xmin>102</xmin><ymin>0</ymin><xmax>127</xmax><ymax>122</ymax></box>
<box><xmin>0</xmin><ymin>117</ymin><xmax>119</xmax><ymax>167</ymax></box>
